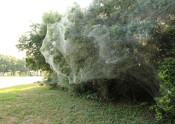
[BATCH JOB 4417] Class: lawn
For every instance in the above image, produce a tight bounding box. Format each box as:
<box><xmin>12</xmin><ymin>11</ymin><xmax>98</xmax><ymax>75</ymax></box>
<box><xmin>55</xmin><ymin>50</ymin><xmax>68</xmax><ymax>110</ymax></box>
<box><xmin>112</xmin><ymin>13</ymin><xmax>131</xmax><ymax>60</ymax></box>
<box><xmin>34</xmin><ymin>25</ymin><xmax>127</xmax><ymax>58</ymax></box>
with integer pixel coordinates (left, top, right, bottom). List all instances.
<box><xmin>0</xmin><ymin>83</ymin><xmax>155</xmax><ymax>124</ymax></box>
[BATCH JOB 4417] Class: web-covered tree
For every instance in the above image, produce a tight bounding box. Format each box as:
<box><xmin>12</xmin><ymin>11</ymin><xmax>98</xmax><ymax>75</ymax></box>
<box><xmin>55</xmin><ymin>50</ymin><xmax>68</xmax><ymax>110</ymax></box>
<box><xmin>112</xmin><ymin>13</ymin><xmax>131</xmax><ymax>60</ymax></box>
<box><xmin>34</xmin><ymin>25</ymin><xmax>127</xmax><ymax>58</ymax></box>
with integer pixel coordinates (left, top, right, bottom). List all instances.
<box><xmin>40</xmin><ymin>0</ymin><xmax>175</xmax><ymax>100</ymax></box>
<box><xmin>16</xmin><ymin>11</ymin><xmax>62</xmax><ymax>72</ymax></box>
<box><xmin>16</xmin><ymin>0</ymin><xmax>175</xmax><ymax>122</ymax></box>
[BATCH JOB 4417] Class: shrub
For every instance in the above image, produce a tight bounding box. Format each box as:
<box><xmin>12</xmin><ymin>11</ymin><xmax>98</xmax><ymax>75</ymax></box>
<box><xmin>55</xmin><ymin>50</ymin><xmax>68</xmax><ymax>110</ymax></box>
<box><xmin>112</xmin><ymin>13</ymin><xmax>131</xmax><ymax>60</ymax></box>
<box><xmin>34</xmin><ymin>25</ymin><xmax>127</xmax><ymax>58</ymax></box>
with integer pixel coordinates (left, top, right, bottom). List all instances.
<box><xmin>43</xmin><ymin>71</ymin><xmax>59</xmax><ymax>87</ymax></box>
<box><xmin>156</xmin><ymin>57</ymin><xmax>175</xmax><ymax>122</ymax></box>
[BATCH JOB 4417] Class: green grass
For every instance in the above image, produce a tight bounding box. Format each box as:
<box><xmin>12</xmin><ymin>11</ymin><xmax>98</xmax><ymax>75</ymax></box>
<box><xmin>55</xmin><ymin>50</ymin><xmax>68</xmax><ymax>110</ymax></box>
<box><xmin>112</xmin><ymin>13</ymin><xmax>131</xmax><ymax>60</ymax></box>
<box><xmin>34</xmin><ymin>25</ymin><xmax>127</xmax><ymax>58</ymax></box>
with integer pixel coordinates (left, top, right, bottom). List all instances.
<box><xmin>0</xmin><ymin>83</ymin><xmax>155</xmax><ymax>124</ymax></box>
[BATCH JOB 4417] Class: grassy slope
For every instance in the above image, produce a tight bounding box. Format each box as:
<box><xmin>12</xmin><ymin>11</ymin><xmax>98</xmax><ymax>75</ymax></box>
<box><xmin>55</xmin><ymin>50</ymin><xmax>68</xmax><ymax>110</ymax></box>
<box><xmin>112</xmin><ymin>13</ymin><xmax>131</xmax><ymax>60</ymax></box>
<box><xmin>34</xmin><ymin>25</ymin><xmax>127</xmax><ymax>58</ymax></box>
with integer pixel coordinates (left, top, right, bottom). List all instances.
<box><xmin>0</xmin><ymin>83</ymin><xmax>155</xmax><ymax>124</ymax></box>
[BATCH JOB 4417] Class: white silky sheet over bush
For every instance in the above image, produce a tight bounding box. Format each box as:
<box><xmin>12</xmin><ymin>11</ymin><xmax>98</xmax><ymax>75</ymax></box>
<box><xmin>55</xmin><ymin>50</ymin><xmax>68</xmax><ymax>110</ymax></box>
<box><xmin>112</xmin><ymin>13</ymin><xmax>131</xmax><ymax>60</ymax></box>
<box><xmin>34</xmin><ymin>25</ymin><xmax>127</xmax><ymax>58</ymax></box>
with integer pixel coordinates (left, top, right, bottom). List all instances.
<box><xmin>40</xmin><ymin>0</ymin><xmax>175</xmax><ymax>97</ymax></box>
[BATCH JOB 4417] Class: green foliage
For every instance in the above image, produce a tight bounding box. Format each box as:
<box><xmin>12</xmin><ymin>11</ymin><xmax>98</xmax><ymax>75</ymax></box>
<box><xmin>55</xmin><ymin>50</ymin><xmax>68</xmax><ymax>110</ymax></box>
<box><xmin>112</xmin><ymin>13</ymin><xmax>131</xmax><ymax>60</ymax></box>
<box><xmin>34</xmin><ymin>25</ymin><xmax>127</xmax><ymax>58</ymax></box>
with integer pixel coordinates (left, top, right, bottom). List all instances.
<box><xmin>156</xmin><ymin>57</ymin><xmax>175</xmax><ymax>122</ymax></box>
<box><xmin>0</xmin><ymin>54</ymin><xmax>27</xmax><ymax>76</ymax></box>
<box><xmin>144</xmin><ymin>24</ymin><xmax>175</xmax><ymax>68</ymax></box>
<box><xmin>43</xmin><ymin>72</ymin><xmax>58</xmax><ymax>87</ymax></box>
<box><xmin>16</xmin><ymin>23</ymin><xmax>51</xmax><ymax>71</ymax></box>
<box><xmin>42</xmin><ymin>11</ymin><xmax>61</xmax><ymax>24</ymax></box>
<box><xmin>17</xmin><ymin>11</ymin><xmax>62</xmax><ymax>71</ymax></box>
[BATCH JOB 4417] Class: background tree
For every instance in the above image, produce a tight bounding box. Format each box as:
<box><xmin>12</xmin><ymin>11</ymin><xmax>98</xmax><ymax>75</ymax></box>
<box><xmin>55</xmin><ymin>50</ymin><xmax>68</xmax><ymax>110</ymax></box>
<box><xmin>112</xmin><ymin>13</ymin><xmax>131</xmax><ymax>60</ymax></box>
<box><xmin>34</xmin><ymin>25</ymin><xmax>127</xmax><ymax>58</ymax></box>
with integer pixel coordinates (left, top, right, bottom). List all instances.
<box><xmin>17</xmin><ymin>23</ymin><xmax>50</xmax><ymax>71</ymax></box>
<box><xmin>16</xmin><ymin>11</ymin><xmax>62</xmax><ymax>72</ymax></box>
<box><xmin>0</xmin><ymin>54</ymin><xmax>27</xmax><ymax>76</ymax></box>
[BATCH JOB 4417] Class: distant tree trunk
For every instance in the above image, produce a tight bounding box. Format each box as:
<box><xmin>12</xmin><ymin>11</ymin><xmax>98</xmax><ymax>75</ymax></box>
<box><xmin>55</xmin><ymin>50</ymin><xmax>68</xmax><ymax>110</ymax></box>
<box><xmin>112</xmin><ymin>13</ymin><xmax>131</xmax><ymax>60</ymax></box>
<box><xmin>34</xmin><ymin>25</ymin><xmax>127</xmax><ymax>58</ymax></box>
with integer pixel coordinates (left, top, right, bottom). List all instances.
<box><xmin>101</xmin><ymin>80</ymin><xmax>109</xmax><ymax>100</ymax></box>
<box><xmin>93</xmin><ymin>79</ymin><xmax>95</xmax><ymax>86</ymax></box>
<box><xmin>12</xmin><ymin>71</ymin><xmax>15</xmax><ymax>76</ymax></box>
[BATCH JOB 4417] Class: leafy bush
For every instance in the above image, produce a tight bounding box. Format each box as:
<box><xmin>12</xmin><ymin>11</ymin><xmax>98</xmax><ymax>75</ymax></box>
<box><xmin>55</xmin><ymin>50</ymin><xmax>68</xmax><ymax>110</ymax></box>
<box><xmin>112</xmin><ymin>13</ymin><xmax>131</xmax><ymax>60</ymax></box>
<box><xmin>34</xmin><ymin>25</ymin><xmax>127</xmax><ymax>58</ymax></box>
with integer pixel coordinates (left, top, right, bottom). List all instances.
<box><xmin>156</xmin><ymin>57</ymin><xmax>175</xmax><ymax>122</ymax></box>
<box><xmin>43</xmin><ymin>71</ymin><xmax>59</xmax><ymax>87</ymax></box>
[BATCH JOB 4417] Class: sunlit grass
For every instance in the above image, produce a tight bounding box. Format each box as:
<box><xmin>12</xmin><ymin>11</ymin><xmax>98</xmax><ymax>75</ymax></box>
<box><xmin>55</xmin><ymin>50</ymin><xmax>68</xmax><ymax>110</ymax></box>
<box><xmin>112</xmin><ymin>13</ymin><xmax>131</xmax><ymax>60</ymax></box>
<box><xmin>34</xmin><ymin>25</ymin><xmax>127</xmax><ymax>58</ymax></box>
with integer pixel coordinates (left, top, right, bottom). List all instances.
<box><xmin>0</xmin><ymin>83</ymin><xmax>155</xmax><ymax>123</ymax></box>
<box><xmin>0</xmin><ymin>85</ymin><xmax>39</xmax><ymax>93</ymax></box>
<box><xmin>0</xmin><ymin>84</ymin><xmax>39</xmax><ymax>101</ymax></box>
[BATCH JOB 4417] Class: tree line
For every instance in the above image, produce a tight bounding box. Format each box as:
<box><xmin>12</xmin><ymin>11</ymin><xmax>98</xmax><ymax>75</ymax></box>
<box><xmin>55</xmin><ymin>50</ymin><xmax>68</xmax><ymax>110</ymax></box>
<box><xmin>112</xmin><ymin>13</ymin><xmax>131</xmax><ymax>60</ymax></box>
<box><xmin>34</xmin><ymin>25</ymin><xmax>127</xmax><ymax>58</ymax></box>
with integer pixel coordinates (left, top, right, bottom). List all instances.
<box><xmin>0</xmin><ymin>54</ymin><xmax>28</xmax><ymax>76</ymax></box>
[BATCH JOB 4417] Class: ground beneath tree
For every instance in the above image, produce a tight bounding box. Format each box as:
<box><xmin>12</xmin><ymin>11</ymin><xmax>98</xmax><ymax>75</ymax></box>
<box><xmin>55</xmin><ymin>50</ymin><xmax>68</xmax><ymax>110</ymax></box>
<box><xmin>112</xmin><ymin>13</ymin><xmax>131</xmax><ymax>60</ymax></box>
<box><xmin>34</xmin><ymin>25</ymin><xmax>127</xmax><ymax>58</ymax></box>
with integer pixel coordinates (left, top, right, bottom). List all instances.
<box><xmin>0</xmin><ymin>83</ymin><xmax>155</xmax><ymax>123</ymax></box>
